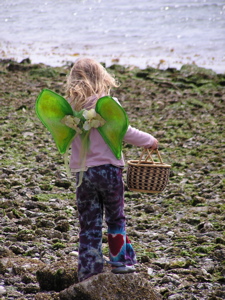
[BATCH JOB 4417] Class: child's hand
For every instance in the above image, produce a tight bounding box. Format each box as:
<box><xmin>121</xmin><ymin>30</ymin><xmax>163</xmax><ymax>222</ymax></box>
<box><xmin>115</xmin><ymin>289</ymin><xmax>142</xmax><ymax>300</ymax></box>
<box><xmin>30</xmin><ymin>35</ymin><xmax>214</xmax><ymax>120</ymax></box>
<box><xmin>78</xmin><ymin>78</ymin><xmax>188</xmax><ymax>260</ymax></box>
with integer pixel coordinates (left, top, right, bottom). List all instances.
<box><xmin>149</xmin><ymin>138</ymin><xmax>158</xmax><ymax>150</ymax></box>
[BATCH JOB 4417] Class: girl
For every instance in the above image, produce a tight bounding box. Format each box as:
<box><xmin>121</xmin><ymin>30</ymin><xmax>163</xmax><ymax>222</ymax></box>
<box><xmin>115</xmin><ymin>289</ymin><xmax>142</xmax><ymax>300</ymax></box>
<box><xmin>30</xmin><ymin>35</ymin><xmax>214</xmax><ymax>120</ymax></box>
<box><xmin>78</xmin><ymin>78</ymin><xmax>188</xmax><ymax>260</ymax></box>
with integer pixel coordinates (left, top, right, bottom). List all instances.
<box><xmin>66</xmin><ymin>57</ymin><xmax>158</xmax><ymax>282</ymax></box>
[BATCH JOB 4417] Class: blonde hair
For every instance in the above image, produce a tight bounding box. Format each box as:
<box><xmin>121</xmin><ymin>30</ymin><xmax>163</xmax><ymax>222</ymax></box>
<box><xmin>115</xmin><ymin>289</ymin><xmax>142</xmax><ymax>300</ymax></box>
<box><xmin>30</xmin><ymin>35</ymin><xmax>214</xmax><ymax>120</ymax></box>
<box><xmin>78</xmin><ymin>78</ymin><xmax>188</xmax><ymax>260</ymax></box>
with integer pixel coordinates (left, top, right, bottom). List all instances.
<box><xmin>66</xmin><ymin>58</ymin><xmax>119</xmax><ymax>111</ymax></box>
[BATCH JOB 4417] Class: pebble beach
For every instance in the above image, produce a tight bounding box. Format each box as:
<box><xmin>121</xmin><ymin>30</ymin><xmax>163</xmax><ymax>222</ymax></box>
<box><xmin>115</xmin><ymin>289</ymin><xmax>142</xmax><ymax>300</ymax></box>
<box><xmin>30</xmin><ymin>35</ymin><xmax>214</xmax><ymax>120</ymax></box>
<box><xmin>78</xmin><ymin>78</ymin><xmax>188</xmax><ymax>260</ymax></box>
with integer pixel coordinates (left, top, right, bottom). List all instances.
<box><xmin>0</xmin><ymin>58</ymin><xmax>225</xmax><ymax>299</ymax></box>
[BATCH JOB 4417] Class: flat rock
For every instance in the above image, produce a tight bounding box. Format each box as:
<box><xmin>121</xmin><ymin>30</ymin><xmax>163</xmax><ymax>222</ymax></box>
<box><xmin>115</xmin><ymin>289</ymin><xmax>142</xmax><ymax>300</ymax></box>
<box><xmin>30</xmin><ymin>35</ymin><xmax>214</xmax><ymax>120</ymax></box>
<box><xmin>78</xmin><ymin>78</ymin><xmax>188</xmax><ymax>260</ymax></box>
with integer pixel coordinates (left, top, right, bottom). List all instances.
<box><xmin>59</xmin><ymin>273</ymin><xmax>162</xmax><ymax>300</ymax></box>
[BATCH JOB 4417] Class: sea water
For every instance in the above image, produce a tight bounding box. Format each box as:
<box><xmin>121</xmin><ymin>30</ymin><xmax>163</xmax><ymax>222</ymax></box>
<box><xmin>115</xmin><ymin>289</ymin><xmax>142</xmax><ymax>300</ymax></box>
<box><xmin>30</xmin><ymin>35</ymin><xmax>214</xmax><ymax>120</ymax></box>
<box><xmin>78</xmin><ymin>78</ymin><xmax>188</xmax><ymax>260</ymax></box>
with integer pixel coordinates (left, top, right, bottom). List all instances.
<box><xmin>0</xmin><ymin>0</ymin><xmax>224</xmax><ymax>73</ymax></box>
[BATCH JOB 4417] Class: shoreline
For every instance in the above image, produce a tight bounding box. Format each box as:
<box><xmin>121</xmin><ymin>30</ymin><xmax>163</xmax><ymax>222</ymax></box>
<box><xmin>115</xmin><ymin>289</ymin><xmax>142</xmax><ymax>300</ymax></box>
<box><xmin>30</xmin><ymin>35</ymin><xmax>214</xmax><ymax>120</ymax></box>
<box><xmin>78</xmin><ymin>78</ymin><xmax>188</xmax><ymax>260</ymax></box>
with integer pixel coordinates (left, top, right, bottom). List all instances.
<box><xmin>0</xmin><ymin>50</ymin><xmax>224</xmax><ymax>75</ymax></box>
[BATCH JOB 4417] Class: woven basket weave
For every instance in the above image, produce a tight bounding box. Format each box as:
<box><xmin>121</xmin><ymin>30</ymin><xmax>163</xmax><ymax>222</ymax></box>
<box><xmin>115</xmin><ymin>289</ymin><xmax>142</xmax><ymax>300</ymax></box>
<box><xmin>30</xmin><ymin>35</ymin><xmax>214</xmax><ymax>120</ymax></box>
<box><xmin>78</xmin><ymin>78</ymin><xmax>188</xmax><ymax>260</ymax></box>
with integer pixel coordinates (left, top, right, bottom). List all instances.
<box><xmin>127</xmin><ymin>149</ymin><xmax>171</xmax><ymax>193</ymax></box>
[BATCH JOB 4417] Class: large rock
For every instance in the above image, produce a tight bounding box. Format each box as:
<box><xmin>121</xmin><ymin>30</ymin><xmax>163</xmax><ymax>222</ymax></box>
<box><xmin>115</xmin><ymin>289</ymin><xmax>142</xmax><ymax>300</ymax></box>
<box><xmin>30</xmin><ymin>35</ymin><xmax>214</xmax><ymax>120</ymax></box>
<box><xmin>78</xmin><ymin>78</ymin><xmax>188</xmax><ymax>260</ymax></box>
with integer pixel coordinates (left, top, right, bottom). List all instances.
<box><xmin>180</xmin><ymin>64</ymin><xmax>217</xmax><ymax>78</ymax></box>
<box><xmin>36</xmin><ymin>258</ymin><xmax>78</xmax><ymax>292</ymax></box>
<box><xmin>59</xmin><ymin>273</ymin><xmax>162</xmax><ymax>300</ymax></box>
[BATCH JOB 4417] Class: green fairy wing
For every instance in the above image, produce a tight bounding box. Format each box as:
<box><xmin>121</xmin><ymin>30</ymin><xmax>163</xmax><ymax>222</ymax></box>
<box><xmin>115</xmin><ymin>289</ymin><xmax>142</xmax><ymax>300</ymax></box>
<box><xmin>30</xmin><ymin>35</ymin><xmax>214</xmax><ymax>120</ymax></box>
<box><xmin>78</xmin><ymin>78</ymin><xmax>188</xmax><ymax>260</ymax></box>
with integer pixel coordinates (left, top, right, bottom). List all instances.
<box><xmin>96</xmin><ymin>96</ymin><xmax>129</xmax><ymax>159</ymax></box>
<box><xmin>35</xmin><ymin>89</ymin><xmax>76</xmax><ymax>154</ymax></box>
<box><xmin>35</xmin><ymin>90</ymin><xmax>129</xmax><ymax>160</ymax></box>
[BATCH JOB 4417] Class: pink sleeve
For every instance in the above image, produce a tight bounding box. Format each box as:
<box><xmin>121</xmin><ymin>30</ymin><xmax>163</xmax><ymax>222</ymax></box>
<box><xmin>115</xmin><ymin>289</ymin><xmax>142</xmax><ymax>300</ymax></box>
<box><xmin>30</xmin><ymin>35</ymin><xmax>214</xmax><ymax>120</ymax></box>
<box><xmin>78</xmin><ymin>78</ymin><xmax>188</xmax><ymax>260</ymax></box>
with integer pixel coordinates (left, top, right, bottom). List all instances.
<box><xmin>123</xmin><ymin>125</ymin><xmax>155</xmax><ymax>148</ymax></box>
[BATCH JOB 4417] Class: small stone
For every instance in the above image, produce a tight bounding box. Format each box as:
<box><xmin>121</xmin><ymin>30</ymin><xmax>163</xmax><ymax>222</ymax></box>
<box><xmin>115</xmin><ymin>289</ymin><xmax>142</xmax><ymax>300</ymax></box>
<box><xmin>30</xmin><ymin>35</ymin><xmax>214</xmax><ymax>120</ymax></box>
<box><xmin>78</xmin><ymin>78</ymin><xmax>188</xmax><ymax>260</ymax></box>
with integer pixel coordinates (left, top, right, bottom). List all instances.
<box><xmin>0</xmin><ymin>246</ymin><xmax>13</xmax><ymax>258</ymax></box>
<box><xmin>148</xmin><ymin>268</ymin><xmax>154</xmax><ymax>276</ymax></box>
<box><xmin>166</xmin><ymin>231</ymin><xmax>175</xmax><ymax>237</ymax></box>
<box><xmin>69</xmin><ymin>251</ymin><xmax>79</xmax><ymax>257</ymax></box>
<box><xmin>168</xmin><ymin>294</ymin><xmax>183</xmax><ymax>300</ymax></box>
<box><xmin>55</xmin><ymin>220</ymin><xmax>70</xmax><ymax>232</ymax></box>
<box><xmin>55</xmin><ymin>179</ymin><xmax>71</xmax><ymax>189</ymax></box>
<box><xmin>0</xmin><ymin>285</ymin><xmax>7</xmax><ymax>295</ymax></box>
<box><xmin>144</xmin><ymin>205</ymin><xmax>155</xmax><ymax>213</ymax></box>
<box><xmin>23</xmin><ymin>283</ymin><xmax>40</xmax><ymax>294</ymax></box>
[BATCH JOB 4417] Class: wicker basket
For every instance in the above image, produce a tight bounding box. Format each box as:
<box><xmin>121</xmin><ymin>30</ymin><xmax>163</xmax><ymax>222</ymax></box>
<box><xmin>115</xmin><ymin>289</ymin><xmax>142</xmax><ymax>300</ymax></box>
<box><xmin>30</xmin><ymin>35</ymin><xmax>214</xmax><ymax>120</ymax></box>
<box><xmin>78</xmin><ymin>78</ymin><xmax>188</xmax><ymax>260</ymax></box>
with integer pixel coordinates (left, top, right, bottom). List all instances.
<box><xmin>127</xmin><ymin>149</ymin><xmax>171</xmax><ymax>193</ymax></box>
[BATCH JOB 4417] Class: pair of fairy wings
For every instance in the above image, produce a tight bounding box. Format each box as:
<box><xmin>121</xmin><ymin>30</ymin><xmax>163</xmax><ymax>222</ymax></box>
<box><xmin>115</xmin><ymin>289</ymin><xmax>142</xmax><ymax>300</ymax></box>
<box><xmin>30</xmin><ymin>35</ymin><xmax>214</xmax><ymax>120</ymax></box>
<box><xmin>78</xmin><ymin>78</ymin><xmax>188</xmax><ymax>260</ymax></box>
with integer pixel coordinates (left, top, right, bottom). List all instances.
<box><xmin>35</xmin><ymin>89</ymin><xmax>129</xmax><ymax>159</ymax></box>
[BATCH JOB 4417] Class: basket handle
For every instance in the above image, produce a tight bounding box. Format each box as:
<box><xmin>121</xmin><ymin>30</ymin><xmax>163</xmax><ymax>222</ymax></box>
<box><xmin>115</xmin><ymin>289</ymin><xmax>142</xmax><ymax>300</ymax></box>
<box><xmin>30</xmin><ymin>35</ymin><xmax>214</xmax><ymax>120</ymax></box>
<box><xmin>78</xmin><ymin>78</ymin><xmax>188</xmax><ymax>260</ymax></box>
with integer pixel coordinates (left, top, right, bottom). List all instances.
<box><xmin>138</xmin><ymin>148</ymin><xmax>164</xmax><ymax>164</ymax></box>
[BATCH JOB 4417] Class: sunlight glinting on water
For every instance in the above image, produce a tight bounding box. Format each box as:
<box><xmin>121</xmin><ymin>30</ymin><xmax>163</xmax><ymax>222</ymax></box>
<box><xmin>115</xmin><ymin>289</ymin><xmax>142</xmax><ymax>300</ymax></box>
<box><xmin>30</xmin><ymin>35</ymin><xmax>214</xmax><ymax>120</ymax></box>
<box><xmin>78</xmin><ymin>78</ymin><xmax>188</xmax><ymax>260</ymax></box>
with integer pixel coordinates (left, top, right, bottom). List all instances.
<box><xmin>0</xmin><ymin>0</ymin><xmax>224</xmax><ymax>72</ymax></box>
